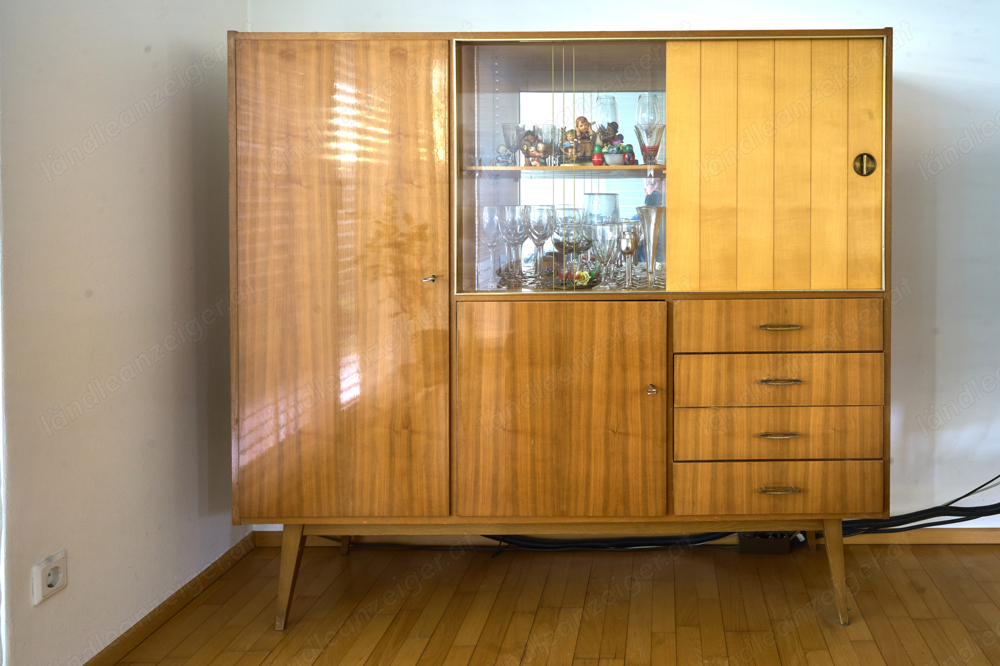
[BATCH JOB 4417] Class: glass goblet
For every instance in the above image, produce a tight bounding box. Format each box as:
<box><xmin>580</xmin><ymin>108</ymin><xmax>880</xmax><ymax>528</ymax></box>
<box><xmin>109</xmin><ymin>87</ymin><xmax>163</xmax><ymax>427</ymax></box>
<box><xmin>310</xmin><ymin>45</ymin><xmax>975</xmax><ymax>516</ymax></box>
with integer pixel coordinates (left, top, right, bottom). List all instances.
<box><xmin>501</xmin><ymin>123</ymin><xmax>526</xmax><ymax>166</ymax></box>
<box><xmin>527</xmin><ymin>205</ymin><xmax>556</xmax><ymax>288</ymax></box>
<box><xmin>636</xmin><ymin>205</ymin><xmax>666</xmax><ymax>289</ymax></box>
<box><xmin>590</xmin><ymin>223</ymin><xmax>621</xmax><ymax>290</ymax></box>
<box><xmin>635</xmin><ymin>94</ymin><xmax>663</xmax><ymax>127</ymax></box>
<box><xmin>552</xmin><ymin>206</ymin><xmax>589</xmax><ymax>273</ymax></box>
<box><xmin>501</xmin><ymin>205</ymin><xmax>530</xmax><ymax>286</ymax></box>
<box><xmin>619</xmin><ymin>222</ymin><xmax>641</xmax><ymax>290</ymax></box>
<box><xmin>479</xmin><ymin>205</ymin><xmax>503</xmax><ymax>290</ymax></box>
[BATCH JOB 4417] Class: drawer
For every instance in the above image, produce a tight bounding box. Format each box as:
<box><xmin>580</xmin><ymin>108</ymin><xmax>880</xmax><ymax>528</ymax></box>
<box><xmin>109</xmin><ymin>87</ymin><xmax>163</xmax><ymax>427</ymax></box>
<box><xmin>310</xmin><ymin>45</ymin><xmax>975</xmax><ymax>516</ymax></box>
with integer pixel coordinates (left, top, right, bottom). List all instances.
<box><xmin>674</xmin><ymin>406</ymin><xmax>883</xmax><ymax>461</ymax></box>
<box><xmin>674</xmin><ymin>353</ymin><xmax>884</xmax><ymax>407</ymax></box>
<box><xmin>673</xmin><ymin>461</ymin><xmax>883</xmax><ymax>515</ymax></box>
<box><xmin>673</xmin><ymin>299</ymin><xmax>883</xmax><ymax>353</ymax></box>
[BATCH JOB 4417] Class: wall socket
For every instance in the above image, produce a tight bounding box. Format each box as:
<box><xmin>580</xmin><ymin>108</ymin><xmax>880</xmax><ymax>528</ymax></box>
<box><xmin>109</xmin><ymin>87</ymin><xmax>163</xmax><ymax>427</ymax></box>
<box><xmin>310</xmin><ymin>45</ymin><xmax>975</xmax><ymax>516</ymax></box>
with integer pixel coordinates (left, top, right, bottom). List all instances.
<box><xmin>32</xmin><ymin>550</ymin><xmax>67</xmax><ymax>605</ymax></box>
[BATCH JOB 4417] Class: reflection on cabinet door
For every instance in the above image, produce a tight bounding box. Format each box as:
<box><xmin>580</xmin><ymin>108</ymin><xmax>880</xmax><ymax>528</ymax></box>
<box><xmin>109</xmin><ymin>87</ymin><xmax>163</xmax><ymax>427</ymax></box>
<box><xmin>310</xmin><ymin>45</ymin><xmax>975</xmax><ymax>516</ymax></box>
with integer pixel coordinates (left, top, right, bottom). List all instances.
<box><xmin>456</xmin><ymin>302</ymin><xmax>667</xmax><ymax>517</ymax></box>
<box><xmin>235</xmin><ymin>39</ymin><xmax>450</xmax><ymax>519</ymax></box>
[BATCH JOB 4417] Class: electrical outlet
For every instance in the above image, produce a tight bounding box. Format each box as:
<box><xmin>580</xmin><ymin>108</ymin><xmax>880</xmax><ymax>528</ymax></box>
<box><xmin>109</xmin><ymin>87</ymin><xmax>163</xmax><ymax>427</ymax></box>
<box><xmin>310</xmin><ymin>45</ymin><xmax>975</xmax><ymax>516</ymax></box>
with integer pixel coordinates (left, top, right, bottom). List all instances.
<box><xmin>32</xmin><ymin>550</ymin><xmax>67</xmax><ymax>605</ymax></box>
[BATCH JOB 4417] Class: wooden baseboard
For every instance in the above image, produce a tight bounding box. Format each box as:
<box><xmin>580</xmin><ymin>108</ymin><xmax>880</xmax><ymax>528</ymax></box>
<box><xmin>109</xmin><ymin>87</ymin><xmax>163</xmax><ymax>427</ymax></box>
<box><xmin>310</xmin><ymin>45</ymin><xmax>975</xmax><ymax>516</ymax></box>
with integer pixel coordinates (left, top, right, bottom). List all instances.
<box><xmin>253</xmin><ymin>527</ymin><xmax>1000</xmax><ymax>548</ymax></box>
<box><xmin>85</xmin><ymin>532</ymin><xmax>256</xmax><ymax>666</ymax></box>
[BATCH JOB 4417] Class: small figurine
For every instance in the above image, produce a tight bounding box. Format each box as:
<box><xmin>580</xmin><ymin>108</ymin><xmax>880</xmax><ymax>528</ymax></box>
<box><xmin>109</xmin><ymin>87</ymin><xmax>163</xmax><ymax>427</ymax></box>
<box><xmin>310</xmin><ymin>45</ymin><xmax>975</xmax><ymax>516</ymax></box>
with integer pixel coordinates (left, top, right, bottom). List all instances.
<box><xmin>597</xmin><ymin>120</ymin><xmax>621</xmax><ymax>147</ymax></box>
<box><xmin>575</xmin><ymin>116</ymin><xmax>595</xmax><ymax>162</ymax></box>
<box><xmin>592</xmin><ymin>144</ymin><xmax>604</xmax><ymax>166</ymax></box>
<box><xmin>494</xmin><ymin>144</ymin><xmax>515</xmax><ymax>167</ymax></box>
<box><xmin>521</xmin><ymin>130</ymin><xmax>543</xmax><ymax>167</ymax></box>
<box><xmin>623</xmin><ymin>143</ymin><xmax>636</xmax><ymax>165</ymax></box>
<box><xmin>561</xmin><ymin>128</ymin><xmax>578</xmax><ymax>164</ymax></box>
<box><xmin>528</xmin><ymin>140</ymin><xmax>547</xmax><ymax>167</ymax></box>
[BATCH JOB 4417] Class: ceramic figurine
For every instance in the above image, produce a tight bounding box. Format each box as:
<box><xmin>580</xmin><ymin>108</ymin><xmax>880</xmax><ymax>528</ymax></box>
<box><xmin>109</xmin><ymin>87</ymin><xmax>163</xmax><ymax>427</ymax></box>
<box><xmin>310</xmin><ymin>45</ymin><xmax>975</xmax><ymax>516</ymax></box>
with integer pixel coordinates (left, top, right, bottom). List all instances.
<box><xmin>592</xmin><ymin>144</ymin><xmax>604</xmax><ymax>166</ymax></box>
<box><xmin>575</xmin><ymin>116</ymin><xmax>595</xmax><ymax>162</ymax></box>
<box><xmin>494</xmin><ymin>144</ymin><xmax>515</xmax><ymax>167</ymax></box>
<box><xmin>561</xmin><ymin>128</ymin><xmax>578</xmax><ymax>164</ymax></box>
<box><xmin>521</xmin><ymin>130</ymin><xmax>543</xmax><ymax>167</ymax></box>
<box><xmin>528</xmin><ymin>140</ymin><xmax>547</xmax><ymax>167</ymax></box>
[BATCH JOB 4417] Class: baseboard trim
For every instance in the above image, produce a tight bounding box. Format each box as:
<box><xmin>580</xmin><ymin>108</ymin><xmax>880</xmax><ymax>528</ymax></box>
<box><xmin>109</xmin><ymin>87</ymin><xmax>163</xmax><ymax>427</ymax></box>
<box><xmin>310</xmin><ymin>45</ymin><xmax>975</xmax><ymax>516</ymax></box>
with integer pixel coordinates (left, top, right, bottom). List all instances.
<box><xmin>252</xmin><ymin>527</ymin><xmax>1000</xmax><ymax>547</ymax></box>
<box><xmin>85</xmin><ymin>532</ymin><xmax>256</xmax><ymax>666</ymax></box>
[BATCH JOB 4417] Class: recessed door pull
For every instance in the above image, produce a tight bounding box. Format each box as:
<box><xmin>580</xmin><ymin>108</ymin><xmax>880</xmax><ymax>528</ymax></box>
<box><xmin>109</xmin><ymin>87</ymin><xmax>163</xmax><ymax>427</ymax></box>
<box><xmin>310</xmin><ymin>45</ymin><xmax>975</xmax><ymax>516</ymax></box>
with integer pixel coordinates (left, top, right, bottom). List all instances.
<box><xmin>759</xmin><ymin>378</ymin><xmax>802</xmax><ymax>386</ymax></box>
<box><xmin>758</xmin><ymin>324</ymin><xmax>801</xmax><ymax>331</ymax></box>
<box><xmin>758</xmin><ymin>432</ymin><xmax>802</xmax><ymax>439</ymax></box>
<box><xmin>759</xmin><ymin>486</ymin><xmax>802</xmax><ymax>495</ymax></box>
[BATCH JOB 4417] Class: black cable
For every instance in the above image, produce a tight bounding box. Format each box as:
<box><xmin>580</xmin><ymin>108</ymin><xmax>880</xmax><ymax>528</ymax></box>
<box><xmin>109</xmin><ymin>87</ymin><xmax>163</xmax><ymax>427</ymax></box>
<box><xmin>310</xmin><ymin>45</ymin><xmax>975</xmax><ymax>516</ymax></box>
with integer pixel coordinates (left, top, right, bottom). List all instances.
<box><xmin>943</xmin><ymin>471</ymin><xmax>1000</xmax><ymax>507</ymax></box>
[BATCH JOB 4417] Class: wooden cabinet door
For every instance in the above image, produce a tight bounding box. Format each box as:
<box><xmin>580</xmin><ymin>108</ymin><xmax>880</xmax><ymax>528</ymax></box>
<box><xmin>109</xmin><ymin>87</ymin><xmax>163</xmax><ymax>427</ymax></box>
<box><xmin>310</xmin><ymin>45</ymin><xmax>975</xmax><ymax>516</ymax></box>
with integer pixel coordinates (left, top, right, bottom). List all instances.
<box><xmin>666</xmin><ymin>38</ymin><xmax>885</xmax><ymax>291</ymax></box>
<box><xmin>456</xmin><ymin>302</ymin><xmax>667</xmax><ymax>517</ymax></box>
<box><xmin>234</xmin><ymin>39</ymin><xmax>450</xmax><ymax>519</ymax></box>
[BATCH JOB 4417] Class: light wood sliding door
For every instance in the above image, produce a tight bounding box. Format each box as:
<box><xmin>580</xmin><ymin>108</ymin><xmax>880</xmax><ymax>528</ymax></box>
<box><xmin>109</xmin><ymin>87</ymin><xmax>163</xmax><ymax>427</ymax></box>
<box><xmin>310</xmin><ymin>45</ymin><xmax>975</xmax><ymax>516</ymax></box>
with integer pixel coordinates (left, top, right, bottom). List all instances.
<box><xmin>666</xmin><ymin>38</ymin><xmax>885</xmax><ymax>291</ymax></box>
<box><xmin>234</xmin><ymin>39</ymin><xmax>450</xmax><ymax>519</ymax></box>
<box><xmin>456</xmin><ymin>302</ymin><xmax>667</xmax><ymax>517</ymax></box>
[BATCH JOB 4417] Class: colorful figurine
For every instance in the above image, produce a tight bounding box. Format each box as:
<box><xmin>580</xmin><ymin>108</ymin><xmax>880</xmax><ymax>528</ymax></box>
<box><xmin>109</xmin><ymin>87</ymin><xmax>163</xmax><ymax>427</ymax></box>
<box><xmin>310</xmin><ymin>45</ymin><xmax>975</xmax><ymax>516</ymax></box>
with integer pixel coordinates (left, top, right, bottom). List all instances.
<box><xmin>623</xmin><ymin>143</ymin><xmax>636</xmax><ymax>165</ymax></box>
<box><xmin>494</xmin><ymin>144</ymin><xmax>515</xmax><ymax>167</ymax></box>
<box><xmin>521</xmin><ymin>130</ymin><xmax>542</xmax><ymax>167</ymax></box>
<box><xmin>575</xmin><ymin>116</ymin><xmax>595</xmax><ymax>162</ymax></box>
<box><xmin>528</xmin><ymin>140</ymin><xmax>547</xmax><ymax>167</ymax></box>
<box><xmin>591</xmin><ymin>144</ymin><xmax>604</xmax><ymax>166</ymax></box>
<box><xmin>560</xmin><ymin>128</ymin><xmax>578</xmax><ymax>164</ymax></box>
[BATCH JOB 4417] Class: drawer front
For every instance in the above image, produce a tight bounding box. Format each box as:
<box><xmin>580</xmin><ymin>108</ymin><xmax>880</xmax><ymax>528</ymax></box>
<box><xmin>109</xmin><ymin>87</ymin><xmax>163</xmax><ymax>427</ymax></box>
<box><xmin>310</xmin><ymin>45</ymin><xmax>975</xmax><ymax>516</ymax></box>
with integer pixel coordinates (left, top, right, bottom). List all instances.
<box><xmin>673</xmin><ymin>461</ymin><xmax>883</xmax><ymax>515</ymax></box>
<box><xmin>674</xmin><ymin>353</ymin><xmax>884</xmax><ymax>407</ymax></box>
<box><xmin>674</xmin><ymin>406</ymin><xmax>883</xmax><ymax>461</ymax></box>
<box><xmin>673</xmin><ymin>299</ymin><xmax>883</xmax><ymax>353</ymax></box>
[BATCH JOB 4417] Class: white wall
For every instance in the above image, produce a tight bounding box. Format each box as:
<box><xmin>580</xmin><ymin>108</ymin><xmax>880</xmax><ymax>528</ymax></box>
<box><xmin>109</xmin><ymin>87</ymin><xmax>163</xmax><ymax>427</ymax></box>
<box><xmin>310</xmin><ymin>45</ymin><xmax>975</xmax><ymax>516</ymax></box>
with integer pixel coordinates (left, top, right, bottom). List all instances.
<box><xmin>1</xmin><ymin>2</ymin><xmax>249</xmax><ymax>665</ymax></box>
<box><xmin>2</xmin><ymin>0</ymin><xmax>998</xmax><ymax>664</ymax></box>
<box><xmin>247</xmin><ymin>0</ymin><xmax>1000</xmax><ymax>519</ymax></box>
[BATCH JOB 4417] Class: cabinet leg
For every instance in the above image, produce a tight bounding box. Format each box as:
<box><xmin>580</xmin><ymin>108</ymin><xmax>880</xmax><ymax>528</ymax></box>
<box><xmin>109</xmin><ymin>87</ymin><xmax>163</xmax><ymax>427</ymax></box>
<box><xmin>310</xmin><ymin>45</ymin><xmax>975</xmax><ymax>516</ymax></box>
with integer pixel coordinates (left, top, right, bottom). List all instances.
<box><xmin>822</xmin><ymin>518</ymin><xmax>850</xmax><ymax>626</ymax></box>
<box><xmin>806</xmin><ymin>531</ymin><xmax>817</xmax><ymax>551</ymax></box>
<box><xmin>341</xmin><ymin>535</ymin><xmax>351</xmax><ymax>556</ymax></box>
<box><xmin>275</xmin><ymin>524</ymin><xmax>306</xmax><ymax>631</ymax></box>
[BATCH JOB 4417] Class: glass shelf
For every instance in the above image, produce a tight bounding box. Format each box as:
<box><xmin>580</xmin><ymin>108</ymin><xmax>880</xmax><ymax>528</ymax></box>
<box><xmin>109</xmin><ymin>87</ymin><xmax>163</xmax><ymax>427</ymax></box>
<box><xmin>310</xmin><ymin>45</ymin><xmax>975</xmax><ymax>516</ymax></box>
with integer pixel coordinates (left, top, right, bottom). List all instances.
<box><xmin>455</xmin><ymin>39</ymin><xmax>668</xmax><ymax>295</ymax></box>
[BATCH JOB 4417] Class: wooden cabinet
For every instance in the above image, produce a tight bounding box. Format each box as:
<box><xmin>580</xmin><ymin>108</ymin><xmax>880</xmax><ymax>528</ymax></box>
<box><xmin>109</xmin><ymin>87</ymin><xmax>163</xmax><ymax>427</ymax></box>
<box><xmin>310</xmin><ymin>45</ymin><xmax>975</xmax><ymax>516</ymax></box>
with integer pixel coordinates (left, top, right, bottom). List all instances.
<box><xmin>232</xmin><ymin>38</ymin><xmax>451</xmax><ymax>520</ymax></box>
<box><xmin>456</xmin><ymin>301</ymin><xmax>667</xmax><ymax>516</ymax></box>
<box><xmin>665</xmin><ymin>39</ymin><xmax>885</xmax><ymax>291</ymax></box>
<box><xmin>228</xmin><ymin>29</ymin><xmax>892</xmax><ymax>630</ymax></box>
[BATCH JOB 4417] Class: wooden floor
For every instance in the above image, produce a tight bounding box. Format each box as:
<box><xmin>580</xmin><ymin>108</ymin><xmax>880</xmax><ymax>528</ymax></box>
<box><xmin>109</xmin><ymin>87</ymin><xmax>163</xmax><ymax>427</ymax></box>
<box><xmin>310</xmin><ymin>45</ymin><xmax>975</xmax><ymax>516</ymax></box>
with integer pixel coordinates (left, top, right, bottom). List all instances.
<box><xmin>117</xmin><ymin>542</ymin><xmax>1000</xmax><ymax>666</ymax></box>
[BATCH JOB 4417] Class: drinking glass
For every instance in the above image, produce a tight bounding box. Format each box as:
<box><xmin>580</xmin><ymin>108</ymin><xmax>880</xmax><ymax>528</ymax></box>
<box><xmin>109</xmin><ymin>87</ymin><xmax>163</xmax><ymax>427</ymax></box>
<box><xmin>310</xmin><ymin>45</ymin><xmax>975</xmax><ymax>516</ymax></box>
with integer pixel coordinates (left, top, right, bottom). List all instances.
<box><xmin>479</xmin><ymin>205</ymin><xmax>503</xmax><ymax>290</ymax></box>
<box><xmin>552</xmin><ymin>206</ymin><xmax>589</xmax><ymax>273</ymax></box>
<box><xmin>501</xmin><ymin>205</ymin><xmax>531</xmax><ymax>286</ymax></box>
<box><xmin>527</xmin><ymin>205</ymin><xmax>556</xmax><ymax>287</ymax></box>
<box><xmin>634</xmin><ymin>124</ymin><xmax>666</xmax><ymax>165</ymax></box>
<box><xmin>595</xmin><ymin>95</ymin><xmax>620</xmax><ymax>145</ymax></box>
<box><xmin>619</xmin><ymin>222</ymin><xmax>641</xmax><ymax>289</ymax></box>
<box><xmin>590</xmin><ymin>223</ymin><xmax>621</xmax><ymax>290</ymax></box>
<box><xmin>585</xmin><ymin>192</ymin><xmax>619</xmax><ymax>226</ymax></box>
<box><xmin>635</xmin><ymin>94</ymin><xmax>663</xmax><ymax>127</ymax></box>
<box><xmin>501</xmin><ymin>123</ymin><xmax>526</xmax><ymax>166</ymax></box>
<box><xmin>534</xmin><ymin>124</ymin><xmax>557</xmax><ymax>166</ymax></box>
<box><xmin>636</xmin><ymin>206</ymin><xmax>665</xmax><ymax>288</ymax></box>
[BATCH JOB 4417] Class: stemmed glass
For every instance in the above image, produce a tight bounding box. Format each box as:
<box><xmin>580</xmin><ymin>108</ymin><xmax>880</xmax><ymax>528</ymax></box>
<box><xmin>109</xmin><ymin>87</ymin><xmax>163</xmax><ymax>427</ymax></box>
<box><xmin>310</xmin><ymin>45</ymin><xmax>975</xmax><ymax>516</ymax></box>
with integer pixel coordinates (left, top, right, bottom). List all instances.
<box><xmin>527</xmin><ymin>205</ymin><xmax>556</xmax><ymax>287</ymax></box>
<box><xmin>501</xmin><ymin>123</ymin><xmax>526</xmax><ymax>166</ymax></box>
<box><xmin>479</xmin><ymin>205</ymin><xmax>503</xmax><ymax>290</ymax></box>
<box><xmin>619</xmin><ymin>222</ymin><xmax>641</xmax><ymax>289</ymax></box>
<box><xmin>501</xmin><ymin>205</ymin><xmax>530</xmax><ymax>286</ymax></box>
<box><xmin>534</xmin><ymin>124</ymin><xmax>557</xmax><ymax>166</ymax></box>
<box><xmin>636</xmin><ymin>206</ymin><xmax>665</xmax><ymax>288</ymax></box>
<box><xmin>552</xmin><ymin>207</ymin><xmax>589</xmax><ymax>273</ymax></box>
<box><xmin>590</xmin><ymin>223</ymin><xmax>621</xmax><ymax>290</ymax></box>
<box><xmin>595</xmin><ymin>95</ymin><xmax>620</xmax><ymax>145</ymax></box>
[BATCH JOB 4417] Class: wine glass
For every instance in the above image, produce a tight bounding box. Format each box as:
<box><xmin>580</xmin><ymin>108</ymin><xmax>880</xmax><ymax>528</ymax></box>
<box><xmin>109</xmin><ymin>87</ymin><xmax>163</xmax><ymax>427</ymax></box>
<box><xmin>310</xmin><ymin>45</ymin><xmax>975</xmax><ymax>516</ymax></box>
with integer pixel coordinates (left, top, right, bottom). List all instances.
<box><xmin>585</xmin><ymin>193</ymin><xmax>619</xmax><ymax>226</ymax></box>
<box><xmin>527</xmin><ymin>205</ymin><xmax>556</xmax><ymax>287</ymax></box>
<box><xmin>501</xmin><ymin>123</ymin><xmax>526</xmax><ymax>166</ymax></box>
<box><xmin>590</xmin><ymin>223</ymin><xmax>621</xmax><ymax>290</ymax></box>
<box><xmin>479</xmin><ymin>205</ymin><xmax>503</xmax><ymax>290</ymax></box>
<box><xmin>619</xmin><ymin>222</ymin><xmax>641</xmax><ymax>289</ymax></box>
<box><xmin>552</xmin><ymin>206</ymin><xmax>589</xmax><ymax>273</ymax></box>
<box><xmin>635</xmin><ymin>94</ymin><xmax>663</xmax><ymax>127</ymax></box>
<box><xmin>636</xmin><ymin>206</ymin><xmax>665</xmax><ymax>289</ymax></box>
<box><xmin>595</xmin><ymin>94</ymin><xmax>620</xmax><ymax>146</ymax></box>
<box><xmin>501</xmin><ymin>205</ymin><xmax>530</xmax><ymax>286</ymax></box>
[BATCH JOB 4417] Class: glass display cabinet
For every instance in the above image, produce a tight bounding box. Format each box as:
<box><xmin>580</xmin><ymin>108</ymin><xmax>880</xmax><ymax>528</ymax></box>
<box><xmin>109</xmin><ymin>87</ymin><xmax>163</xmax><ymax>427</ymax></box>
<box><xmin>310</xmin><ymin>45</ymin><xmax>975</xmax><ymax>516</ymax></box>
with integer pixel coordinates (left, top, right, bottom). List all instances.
<box><xmin>456</xmin><ymin>40</ymin><xmax>667</xmax><ymax>293</ymax></box>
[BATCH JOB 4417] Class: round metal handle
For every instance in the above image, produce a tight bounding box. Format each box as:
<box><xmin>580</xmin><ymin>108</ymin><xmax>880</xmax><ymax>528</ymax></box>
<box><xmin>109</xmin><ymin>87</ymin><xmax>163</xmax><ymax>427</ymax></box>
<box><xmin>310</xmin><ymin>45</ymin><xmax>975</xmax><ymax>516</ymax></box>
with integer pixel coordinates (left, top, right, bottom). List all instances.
<box><xmin>758</xmin><ymin>324</ymin><xmax>802</xmax><ymax>331</ymax></box>
<box><xmin>853</xmin><ymin>153</ymin><xmax>877</xmax><ymax>176</ymax></box>
<box><xmin>759</xmin><ymin>486</ymin><xmax>802</xmax><ymax>495</ymax></box>
<box><xmin>422</xmin><ymin>275</ymin><xmax>437</xmax><ymax>283</ymax></box>
<box><xmin>646</xmin><ymin>383</ymin><xmax>658</xmax><ymax>395</ymax></box>
<box><xmin>758</xmin><ymin>432</ymin><xmax>802</xmax><ymax>439</ymax></box>
<box><xmin>759</xmin><ymin>378</ymin><xmax>802</xmax><ymax>386</ymax></box>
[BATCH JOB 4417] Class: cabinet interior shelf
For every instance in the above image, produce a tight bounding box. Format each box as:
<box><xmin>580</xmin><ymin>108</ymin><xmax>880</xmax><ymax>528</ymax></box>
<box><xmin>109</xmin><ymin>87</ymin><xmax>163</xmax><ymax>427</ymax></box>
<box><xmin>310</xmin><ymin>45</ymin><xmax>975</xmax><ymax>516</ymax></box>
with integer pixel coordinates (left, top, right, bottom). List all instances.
<box><xmin>463</xmin><ymin>164</ymin><xmax>664</xmax><ymax>179</ymax></box>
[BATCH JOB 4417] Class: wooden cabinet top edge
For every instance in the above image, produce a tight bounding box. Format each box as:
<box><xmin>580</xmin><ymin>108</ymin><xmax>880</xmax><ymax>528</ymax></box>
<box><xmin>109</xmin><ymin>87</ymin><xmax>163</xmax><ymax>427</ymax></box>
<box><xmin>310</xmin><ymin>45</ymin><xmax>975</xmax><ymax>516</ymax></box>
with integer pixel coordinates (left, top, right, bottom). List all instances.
<box><xmin>228</xmin><ymin>29</ymin><xmax>893</xmax><ymax>41</ymax></box>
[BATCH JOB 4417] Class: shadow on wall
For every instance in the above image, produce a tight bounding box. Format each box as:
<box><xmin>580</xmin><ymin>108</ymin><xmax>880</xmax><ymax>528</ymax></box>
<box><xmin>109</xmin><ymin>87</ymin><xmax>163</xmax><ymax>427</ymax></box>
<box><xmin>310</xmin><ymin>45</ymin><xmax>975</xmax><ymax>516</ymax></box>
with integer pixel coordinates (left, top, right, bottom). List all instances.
<box><xmin>169</xmin><ymin>46</ymin><xmax>234</xmax><ymax>518</ymax></box>
<box><xmin>891</xmin><ymin>75</ymin><xmax>1000</xmax><ymax>514</ymax></box>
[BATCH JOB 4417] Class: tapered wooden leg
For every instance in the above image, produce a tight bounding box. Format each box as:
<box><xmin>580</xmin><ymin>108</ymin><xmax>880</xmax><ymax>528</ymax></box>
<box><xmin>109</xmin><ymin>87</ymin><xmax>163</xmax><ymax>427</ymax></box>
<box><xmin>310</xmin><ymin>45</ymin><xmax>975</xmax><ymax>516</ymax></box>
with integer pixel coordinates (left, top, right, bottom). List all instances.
<box><xmin>340</xmin><ymin>535</ymin><xmax>351</xmax><ymax>556</ymax></box>
<box><xmin>806</xmin><ymin>531</ymin><xmax>817</xmax><ymax>551</ymax></box>
<box><xmin>823</xmin><ymin>518</ymin><xmax>849</xmax><ymax>625</ymax></box>
<box><xmin>275</xmin><ymin>524</ymin><xmax>305</xmax><ymax>631</ymax></box>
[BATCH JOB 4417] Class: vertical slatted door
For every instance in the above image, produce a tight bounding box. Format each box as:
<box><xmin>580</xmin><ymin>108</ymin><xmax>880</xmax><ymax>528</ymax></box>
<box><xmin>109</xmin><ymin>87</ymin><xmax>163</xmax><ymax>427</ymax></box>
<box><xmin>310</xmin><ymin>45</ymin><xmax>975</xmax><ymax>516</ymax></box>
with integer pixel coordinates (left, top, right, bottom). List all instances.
<box><xmin>235</xmin><ymin>39</ymin><xmax>451</xmax><ymax>519</ymax></box>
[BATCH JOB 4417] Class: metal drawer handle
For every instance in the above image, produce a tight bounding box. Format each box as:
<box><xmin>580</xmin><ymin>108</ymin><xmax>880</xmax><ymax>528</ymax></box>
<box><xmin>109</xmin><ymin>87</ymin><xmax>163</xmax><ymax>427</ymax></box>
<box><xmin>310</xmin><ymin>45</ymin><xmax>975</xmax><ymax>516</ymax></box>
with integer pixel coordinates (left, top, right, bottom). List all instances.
<box><xmin>759</xmin><ymin>378</ymin><xmax>802</xmax><ymax>386</ymax></box>
<box><xmin>422</xmin><ymin>275</ymin><xmax>437</xmax><ymax>282</ymax></box>
<box><xmin>758</xmin><ymin>432</ymin><xmax>802</xmax><ymax>439</ymax></box>
<box><xmin>758</xmin><ymin>324</ymin><xmax>802</xmax><ymax>331</ymax></box>
<box><xmin>759</xmin><ymin>486</ymin><xmax>802</xmax><ymax>495</ymax></box>
<box><xmin>646</xmin><ymin>383</ymin><xmax>658</xmax><ymax>395</ymax></box>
